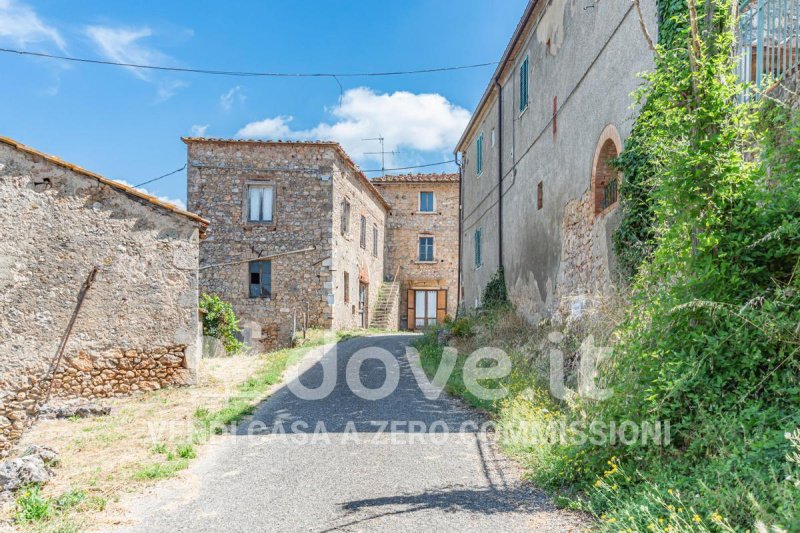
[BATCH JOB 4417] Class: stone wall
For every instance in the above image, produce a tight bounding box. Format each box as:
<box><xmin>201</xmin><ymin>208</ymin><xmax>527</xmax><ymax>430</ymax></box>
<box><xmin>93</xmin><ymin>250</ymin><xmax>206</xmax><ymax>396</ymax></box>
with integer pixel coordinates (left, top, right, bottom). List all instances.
<box><xmin>373</xmin><ymin>176</ymin><xmax>459</xmax><ymax>329</ymax></box>
<box><xmin>325</xmin><ymin>152</ymin><xmax>386</xmax><ymax>330</ymax></box>
<box><xmin>0</xmin><ymin>141</ymin><xmax>202</xmax><ymax>456</ymax></box>
<box><xmin>186</xmin><ymin>140</ymin><xmax>335</xmax><ymax>350</ymax></box>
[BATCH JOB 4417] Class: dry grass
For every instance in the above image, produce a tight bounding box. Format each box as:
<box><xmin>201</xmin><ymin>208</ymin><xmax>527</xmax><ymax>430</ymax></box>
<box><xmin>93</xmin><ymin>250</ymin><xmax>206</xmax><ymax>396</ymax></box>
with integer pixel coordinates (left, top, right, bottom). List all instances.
<box><xmin>0</xmin><ymin>353</ymin><xmax>277</xmax><ymax>532</ymax></box>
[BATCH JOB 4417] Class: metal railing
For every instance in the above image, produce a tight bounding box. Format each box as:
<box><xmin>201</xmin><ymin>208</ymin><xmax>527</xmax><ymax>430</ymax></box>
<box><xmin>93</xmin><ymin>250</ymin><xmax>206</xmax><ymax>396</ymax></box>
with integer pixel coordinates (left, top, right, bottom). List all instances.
<box><xmin>737</xmin><ymin>0</ymin><xmax>800</xmax><ymax>98</ymax></box>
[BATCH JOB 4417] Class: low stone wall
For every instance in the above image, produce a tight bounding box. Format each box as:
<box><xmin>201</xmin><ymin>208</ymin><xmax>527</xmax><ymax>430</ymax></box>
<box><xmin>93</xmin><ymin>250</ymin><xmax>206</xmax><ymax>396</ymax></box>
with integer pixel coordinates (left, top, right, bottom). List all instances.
<box><xmin>0</xmin><ymin>347</ymin><xmax>193</xmax><ymax>456</ymax></box>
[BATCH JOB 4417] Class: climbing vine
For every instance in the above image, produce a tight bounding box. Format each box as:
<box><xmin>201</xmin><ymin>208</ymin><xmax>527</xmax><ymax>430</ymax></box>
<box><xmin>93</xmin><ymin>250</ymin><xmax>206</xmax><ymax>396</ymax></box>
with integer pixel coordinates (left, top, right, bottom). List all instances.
<box><xmin>612</xmin><ymin>0</ymin><xmax>690</xmax><ymax>279</ymax></box>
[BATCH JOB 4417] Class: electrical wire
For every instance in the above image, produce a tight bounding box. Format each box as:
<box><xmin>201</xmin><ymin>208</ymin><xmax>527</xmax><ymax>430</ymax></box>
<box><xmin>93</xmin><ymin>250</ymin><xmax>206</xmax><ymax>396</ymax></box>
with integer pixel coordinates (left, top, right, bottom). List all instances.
<box><xmin>0</xmin><ymin>47</ymin><xmax>497</xmax><ymax>78</ymax></box>
<box><xmin>362</xmin><ymin>160</ymin><xmax>456</xmax><ymax>173</ymax></box>
<box><xmin>133</xmin><ymin>164</ymin><xmax>186</xmax><ymax>188</ymax></box>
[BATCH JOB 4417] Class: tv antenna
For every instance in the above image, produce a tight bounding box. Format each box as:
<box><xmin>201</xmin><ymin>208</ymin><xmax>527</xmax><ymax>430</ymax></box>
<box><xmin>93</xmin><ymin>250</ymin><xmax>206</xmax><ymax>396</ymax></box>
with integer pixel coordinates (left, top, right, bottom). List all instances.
<box><xmin>363</xmin><ymin>135</ymin><xmax>399</xmax><ymax>176</ymax></box>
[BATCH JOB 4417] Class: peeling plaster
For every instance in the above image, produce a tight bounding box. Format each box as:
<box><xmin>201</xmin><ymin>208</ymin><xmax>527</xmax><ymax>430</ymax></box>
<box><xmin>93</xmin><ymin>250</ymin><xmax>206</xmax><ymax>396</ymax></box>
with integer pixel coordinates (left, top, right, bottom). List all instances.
<box><xmin>536</xmin><ymin>0</ymin><xmax>578</xmax><ymax>56</ymax></box>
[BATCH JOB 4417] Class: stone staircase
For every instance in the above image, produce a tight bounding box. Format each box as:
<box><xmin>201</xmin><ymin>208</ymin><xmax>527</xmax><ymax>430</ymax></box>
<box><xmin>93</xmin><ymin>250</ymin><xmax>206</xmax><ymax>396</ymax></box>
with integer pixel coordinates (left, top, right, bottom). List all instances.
<box><xmin>369</xmin><ymin>281</ymin><xmax>400</xmax><ymax>330</ymax></box>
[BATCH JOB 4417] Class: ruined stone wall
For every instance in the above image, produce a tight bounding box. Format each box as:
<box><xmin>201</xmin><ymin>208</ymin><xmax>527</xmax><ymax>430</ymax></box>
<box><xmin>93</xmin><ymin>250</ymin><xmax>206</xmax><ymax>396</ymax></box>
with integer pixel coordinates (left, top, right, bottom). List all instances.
<box><xmin>186</xmin><ymin>140</ymin><xmax>335</xmax><ymax>349</ymax></box>
<box><xmin>330</xmin><ymin>155</ymin><xmax>386</xmax><ymax>330</ymax></box>
<box><xmin>0</xmin><ymin>143</ymin><xmax>201</xmax><ymax>456</ymax></box>
<box><xmin>373</xmin><ymin>178</ymin><xmax>459</xmax><ymax>329</ymax></box>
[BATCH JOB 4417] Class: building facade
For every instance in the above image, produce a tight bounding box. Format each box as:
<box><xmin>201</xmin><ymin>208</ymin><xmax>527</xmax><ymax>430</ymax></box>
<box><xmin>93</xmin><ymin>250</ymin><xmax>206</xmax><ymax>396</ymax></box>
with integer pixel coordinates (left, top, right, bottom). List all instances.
<box><xmin>0</xmin><ymin>136</ymin><xmax>206</xmax><ymax>456</ymax></box>
<box><xmin>185</xmin><ymin>138</ymin><xmax>388</xmax><ymax>350</ymax></box>
<box><xmin>372</xmin><ymin>174</ymin><xmax>459</xmax><ymax>330</ymax></box>
<box><xmin>455</xmin><ymin>0</ymin><xmax>657</xmax><ymax>322</ymax></box>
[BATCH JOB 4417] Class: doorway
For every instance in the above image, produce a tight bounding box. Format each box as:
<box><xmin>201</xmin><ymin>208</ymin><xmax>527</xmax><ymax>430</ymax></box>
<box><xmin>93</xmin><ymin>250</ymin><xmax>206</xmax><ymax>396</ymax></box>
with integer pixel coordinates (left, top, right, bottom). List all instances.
<box><xmin>414</xmin><ymin>290</ymin><xmax>437</xmax><ymax>329</ymax></box>
<box><xmin>358</xmin><ymin>282</ymin><xmax>368</xmax><ymax>328</ymax></box>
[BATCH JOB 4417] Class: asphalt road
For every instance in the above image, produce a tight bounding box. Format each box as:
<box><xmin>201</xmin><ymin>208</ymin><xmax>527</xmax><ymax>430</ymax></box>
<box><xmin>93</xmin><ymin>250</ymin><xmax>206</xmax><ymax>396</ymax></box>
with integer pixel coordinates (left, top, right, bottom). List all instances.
<box><xmin>116</xmin><ymin>334</ymin><xmax>585</xmax><ymax>532</ymax></box>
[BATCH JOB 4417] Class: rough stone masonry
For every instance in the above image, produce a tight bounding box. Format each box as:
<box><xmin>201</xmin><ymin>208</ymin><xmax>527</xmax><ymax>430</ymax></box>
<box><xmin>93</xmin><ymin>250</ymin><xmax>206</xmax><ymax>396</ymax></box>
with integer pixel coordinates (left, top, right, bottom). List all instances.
<box><xmin>0</xmin><ymin>137</ymin><xmax>207</xmax><ymax>456</ymax></box>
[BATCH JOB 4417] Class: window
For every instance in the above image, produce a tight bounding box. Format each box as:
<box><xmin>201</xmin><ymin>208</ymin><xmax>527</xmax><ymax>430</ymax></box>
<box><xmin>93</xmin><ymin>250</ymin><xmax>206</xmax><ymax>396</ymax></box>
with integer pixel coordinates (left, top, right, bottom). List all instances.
<box><xmin>247</xmin><ymin>185</ymin><xmax>274</xmax><ymax>223</ymax></box>
<box><xmin>537</xmin><ymin>181</ymin><xmax>543</xmax><ymax>210</ymax></box>
<box><xmin>418</xmin><ymin>236</ymin><xmax>434</xmax><ymax>262</ymax></box>
<box><xmin>341</xmin><ymin>200</ymin><xmax>351</xmax><ymax>235</ymax></box>
<box><xmin>520</xmin><ymin>56</ymin><xmax>529</xmax><ymax>113</ymax></box>
<box><xmin>474</xmin><ymin>229</ymin><xmax>482</xmax><ymax>268</ymax></box>
<box><xmin>419</xmin><ymin>191</ymin><xmax>435</xmax><ymax>212</ymax></box>
<box><xmin>372</xmin><ymin>224</ymin><xmax>379</xmax><ymax>257</ymax></box>
<box><xmin>476</xmin><ymin>133</ymin><xmax>484</xmax><ymax>176</ymax></box>
<box><xmin>249</xmin><ymin>260</ymin><xmax>272</xmax><ymax>298</ymax></box>
<box><xmin>491</xmin><ymin>128</ymin><xmax>496</xmax><ymax>147</ymax></box>
<box><xmin>359</xmin><ymin>215</ymin><xmax>367</xmax><ymax>249</ymax></box>
<box><xmin>343</xmin><ymin>272</ymin><xmax>350</xmax><ymax>303</ymax></box>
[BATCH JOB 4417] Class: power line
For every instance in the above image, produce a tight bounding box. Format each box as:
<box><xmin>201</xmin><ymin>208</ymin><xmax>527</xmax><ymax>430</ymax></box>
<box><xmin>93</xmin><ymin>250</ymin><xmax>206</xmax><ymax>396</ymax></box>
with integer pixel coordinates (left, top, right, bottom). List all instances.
<box><xmin>362</xmin><ymin>160</ymin><xmax>456</xmax><ymax>173</ymax></box>
<box><xmin>0</xmin><ymin>47</ymin><xmax>497</xmax><ymax>78</ymax></box>
<box><xmin>133</xmin><ymin>164</ymin><xmax>186</xmax><ymax>188</ymax></box>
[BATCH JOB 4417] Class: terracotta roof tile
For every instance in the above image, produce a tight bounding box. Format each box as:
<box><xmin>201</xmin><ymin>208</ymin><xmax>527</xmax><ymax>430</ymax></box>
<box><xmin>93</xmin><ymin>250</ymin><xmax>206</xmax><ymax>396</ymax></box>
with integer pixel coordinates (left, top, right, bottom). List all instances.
<box><xmin>371</xmin><ymin>172</ymin><xmax>459</xmax><ymax>184</ymax></box>
<box><xmin>0</xmin><ymin>136</ymin><xmax>209</xmax><ymax>229</ymax></box>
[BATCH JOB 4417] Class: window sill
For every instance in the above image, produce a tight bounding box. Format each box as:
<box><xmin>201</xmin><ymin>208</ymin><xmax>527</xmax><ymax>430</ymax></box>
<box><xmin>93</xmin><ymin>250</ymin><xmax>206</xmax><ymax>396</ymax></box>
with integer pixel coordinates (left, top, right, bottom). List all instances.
<box><xmin>415</xmin><ymin>211</ymin><xmax>437</xmax><ymax>215</ymax></box>
<box><xmin>415</xmin><ymin>260</ymin><xmax>437</xmax><ymax>265</ymax></box>
<box><xmin>595</xmin><ymin>202</ymin><xmax>619</xmax><ymax>219</ymax></box>
<box><xmin>519</xmin><ymin>104</ymin><xmax>529</xmax><ymax>118</ymax></box>
<box><xmin>244</xmin><ymin>222</ymin><xmax>277</xmax><ymax>230</ymax></box>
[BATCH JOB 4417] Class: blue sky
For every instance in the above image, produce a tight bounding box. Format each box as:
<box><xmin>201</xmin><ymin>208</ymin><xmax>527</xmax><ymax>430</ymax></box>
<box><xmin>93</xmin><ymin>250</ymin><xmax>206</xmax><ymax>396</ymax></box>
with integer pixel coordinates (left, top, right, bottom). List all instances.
<box><xmin>0</xmin><ymin>0</ymin><xmax>526</xmax><ymax>208</ymax></box>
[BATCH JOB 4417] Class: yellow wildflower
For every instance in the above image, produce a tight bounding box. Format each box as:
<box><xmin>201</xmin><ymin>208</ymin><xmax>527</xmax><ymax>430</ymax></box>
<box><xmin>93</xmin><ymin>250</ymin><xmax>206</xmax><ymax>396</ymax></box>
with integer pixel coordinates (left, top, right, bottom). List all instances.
<box><xmin>693</xmin><ymin>515</ymin><xmax>702</xmax><ymax>523</ymax></box>
<box><xmin>711</xmin><ymin>512</ymin><xmax>723</xmax><ymax>522</ymax></box>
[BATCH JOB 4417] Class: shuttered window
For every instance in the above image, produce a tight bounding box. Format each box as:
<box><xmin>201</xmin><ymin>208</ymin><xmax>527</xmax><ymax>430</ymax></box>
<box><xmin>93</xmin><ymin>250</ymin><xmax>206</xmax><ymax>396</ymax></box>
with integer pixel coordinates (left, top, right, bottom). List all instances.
<box><xmin>520</xmin><ymin>56</ymin><xmax>529</xmax><ymax>112</ymax></box>
<box><xmin>476</xmin><ymin>133</ymin><xmax>484</xmax><ymax>176</ymax></box>
<box><xmin>372</xmin><ymin>224</ymin><xmax>379</xmax><ymax>257</ymax></box>
<box><xmin>419</xmin><ymin>191</ymin><xmax>435</xmax><ymax>212</ymax></box>
<box><xmin>474</xmin><ymin>228</ymin><xmax>482</xmax><ymax>268</ymax></box>
<box><xmin>360</xmin><ymin>215</ymin><xmax>367</xmax><ymax>249</ymax></box>
<box><xmin>341</xmin><ymin>200</ymin><xmax>351</xmax><ymax>235</ymax></box>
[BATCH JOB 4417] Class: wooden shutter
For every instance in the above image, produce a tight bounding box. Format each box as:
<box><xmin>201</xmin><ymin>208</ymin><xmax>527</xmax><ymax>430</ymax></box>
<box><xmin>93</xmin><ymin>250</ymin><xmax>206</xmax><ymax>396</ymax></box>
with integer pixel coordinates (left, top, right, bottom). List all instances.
<box><xmin>407</xmin><ymin>289</ymin><xmax>415</xmax><ymax>331</ymax></box>
<box><xmin>436</xmin><ymin>290</ymin><xmax>447</xmax><ymax>323</ymax></box>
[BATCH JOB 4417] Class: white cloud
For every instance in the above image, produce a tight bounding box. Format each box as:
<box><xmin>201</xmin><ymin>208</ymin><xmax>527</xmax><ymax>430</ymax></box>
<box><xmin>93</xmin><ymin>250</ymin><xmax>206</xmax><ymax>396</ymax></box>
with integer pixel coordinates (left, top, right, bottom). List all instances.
<box><xmin>117</xmin><ymin>179</ymin><xmax>186</xmax><ymax>210</ymax></box>
<box><xmin>84</xmin><ymin>24</ymin><xmax>188</xmax><ymax>101</ymax></box>
<box><xmin>0</xmin><ymin>0</ymin><xmax>65</xmax><ymax>50</ymax></box>
<box><xmin>191</xmin><ymin>124</ymin><xmax>209</xmax><ymax>137</ymax></box>
<box><xmin>235</xmin><ymin>87</ymin><xmax>470</xmax><ymax>165</ymax></box>
<box><xmin>220</xmin><ymin>86</ymin><xmax>245</xmax><ymax>111</ymax></box>
<box><xmin>236</xmin><ymin>116</ymin><xmax>293</xmax><ymax>139</ymax></box>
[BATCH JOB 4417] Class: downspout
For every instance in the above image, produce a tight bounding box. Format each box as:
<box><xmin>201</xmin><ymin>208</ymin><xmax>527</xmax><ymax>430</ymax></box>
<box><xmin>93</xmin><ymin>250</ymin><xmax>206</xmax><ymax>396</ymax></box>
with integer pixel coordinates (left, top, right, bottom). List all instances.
<box><xmin>495</xmin><ymin>78</ymin><xmax>504</xmax><ymax>271</ymax></box>
<box><xmin>456</xmin><ymin>154</ymin><xmax>463</xmax><ymax>317</ymax></box>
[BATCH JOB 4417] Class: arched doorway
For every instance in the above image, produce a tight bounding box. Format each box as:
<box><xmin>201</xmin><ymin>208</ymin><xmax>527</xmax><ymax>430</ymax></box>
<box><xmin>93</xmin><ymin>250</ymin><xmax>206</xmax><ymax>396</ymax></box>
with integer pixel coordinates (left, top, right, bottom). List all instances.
<box><xmin>591</xmin><ymin>125</ymin><xmax>623</xmax><ymax>216</ymax></box>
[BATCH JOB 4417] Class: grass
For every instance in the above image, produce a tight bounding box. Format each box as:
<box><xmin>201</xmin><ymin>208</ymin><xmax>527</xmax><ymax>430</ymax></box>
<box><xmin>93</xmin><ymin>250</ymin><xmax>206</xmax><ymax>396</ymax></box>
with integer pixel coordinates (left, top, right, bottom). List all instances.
<box><xmin>132</xmin><ymin>459</ymin><xmax>191</xmax><ymax>481</ymax></box>
<box><xmin>3</xmin><ymin>328</ymin><xmax>368</xmax><ymax>532</ymax></box>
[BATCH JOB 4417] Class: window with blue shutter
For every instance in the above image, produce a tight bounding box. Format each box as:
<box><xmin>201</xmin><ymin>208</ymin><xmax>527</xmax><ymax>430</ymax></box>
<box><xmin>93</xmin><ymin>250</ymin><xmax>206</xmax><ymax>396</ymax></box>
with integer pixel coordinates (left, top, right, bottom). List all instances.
<box><xmin>474</xmin><ymin>229</ymin><xmax>482</xmax><ymax>268</ymax></box>
<box><xmin>476</xmin><ymin>133</ymin><xmax>484</xmax><ymax>176</ymax></box>
<box><xmin>520</xmin><ymin>56</ymin><xmax>529</xmax><ymax>112</ymax></box>
<box><xmin>249</xmin><ymin>260</ymin><xmax>272</xmax><ymax>298</ymax></box>
<box><xmin>419</xmin><ymin>191</ymin><xmax>435</xmax><ymax>212</ymax></box>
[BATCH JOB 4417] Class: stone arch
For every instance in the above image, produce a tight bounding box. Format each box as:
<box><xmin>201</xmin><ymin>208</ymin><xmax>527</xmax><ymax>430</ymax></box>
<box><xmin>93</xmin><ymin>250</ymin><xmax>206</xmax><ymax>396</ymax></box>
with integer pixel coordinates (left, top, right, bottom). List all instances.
<box><xmin>591</xmin><ymin>124</ymin><xmax>623</xmax><ymax>216</ymax></box>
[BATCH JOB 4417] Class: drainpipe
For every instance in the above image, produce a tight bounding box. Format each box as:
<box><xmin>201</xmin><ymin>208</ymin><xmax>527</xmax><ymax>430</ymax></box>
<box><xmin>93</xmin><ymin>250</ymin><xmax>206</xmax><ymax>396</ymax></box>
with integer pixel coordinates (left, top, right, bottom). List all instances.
<box><xmin>495</xmin><ymin>78</ymin><xmax>504</xmax><ymax>271</ymax></box>
<box><xmin>456</xmin><ymin>154</ymin><xmax>463</xmax><ymax>317</ymax></box>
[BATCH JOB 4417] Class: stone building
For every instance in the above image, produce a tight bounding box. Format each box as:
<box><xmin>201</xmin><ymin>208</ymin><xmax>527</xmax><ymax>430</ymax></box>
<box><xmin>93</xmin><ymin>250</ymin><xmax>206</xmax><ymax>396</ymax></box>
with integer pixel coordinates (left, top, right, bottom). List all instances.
<box><xmin>372</xmin><ymin>173</ymin><xmax>459</xmax><ymax>331</ymax></box>
<box><xmin>455</xmin><ymin>0</ymin><xmax>657</xmax><ymax>322</ymax></box>
<box><xmin>185</xmin><ymin>138</ymin><xmax>388</xmax><ymax>349</ymax></box>
<box><xmin>0</xmin><ymin>136</ymin><xmax>207</xmax><ymax>456</ymax></box>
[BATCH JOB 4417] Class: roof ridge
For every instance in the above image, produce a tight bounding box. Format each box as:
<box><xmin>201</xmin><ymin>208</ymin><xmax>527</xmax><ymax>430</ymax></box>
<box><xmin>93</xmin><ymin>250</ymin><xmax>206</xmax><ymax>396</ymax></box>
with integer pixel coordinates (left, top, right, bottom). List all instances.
<box><xmin>0</xmin><ymin>136</ymin><xmax>208</xmax><ymax>228</ymax></box>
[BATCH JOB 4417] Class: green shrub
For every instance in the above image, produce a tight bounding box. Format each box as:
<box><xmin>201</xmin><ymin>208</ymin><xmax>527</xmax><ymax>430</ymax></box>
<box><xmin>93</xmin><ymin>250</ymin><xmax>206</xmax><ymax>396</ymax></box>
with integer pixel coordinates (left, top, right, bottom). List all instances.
<box><xmin>481</xmin><ymin>267</ymin><xmax>509</xmax><ymax>310</ymax></box>
<box><xmin>199</xmin><ymin>293</ymin><xmax>244</xmax><ymax>355</ymax></box>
